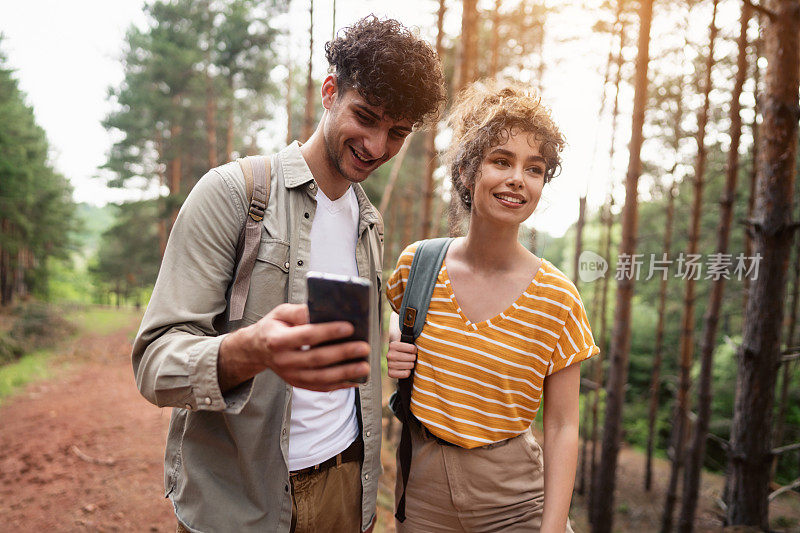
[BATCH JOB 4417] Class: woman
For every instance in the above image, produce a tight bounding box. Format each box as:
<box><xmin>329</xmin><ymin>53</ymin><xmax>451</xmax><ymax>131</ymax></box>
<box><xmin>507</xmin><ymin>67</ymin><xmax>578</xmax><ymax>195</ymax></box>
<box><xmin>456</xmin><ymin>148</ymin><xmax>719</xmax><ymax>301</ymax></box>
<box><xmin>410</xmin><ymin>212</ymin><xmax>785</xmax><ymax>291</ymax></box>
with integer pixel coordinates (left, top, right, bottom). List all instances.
<box><xmin>385</xmin><ymin>81</ymin><xmax>599</xmax><ymax>532</ymax></box>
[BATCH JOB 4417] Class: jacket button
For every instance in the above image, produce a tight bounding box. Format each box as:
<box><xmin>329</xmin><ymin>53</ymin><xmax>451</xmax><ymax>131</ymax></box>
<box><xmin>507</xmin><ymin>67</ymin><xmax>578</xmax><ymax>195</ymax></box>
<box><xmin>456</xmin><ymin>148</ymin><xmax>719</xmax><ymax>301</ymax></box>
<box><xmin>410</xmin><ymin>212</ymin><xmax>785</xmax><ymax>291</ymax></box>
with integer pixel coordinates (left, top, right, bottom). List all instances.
<box><xmin>365</xmin><ymin>431</ymin><xmax>371</xmax><ymax>438</ymax></box>
<box><xmin>297</xmin><ymin>260</ymin><xmax>303</xmax><ymax>266</ymax></box>
<box><xmin>304</xmin><ymin>212</ymin><xmax>310</xmax><ymax>219</ymax></box>
<box><xmin>204</xmin><ymin>397</ymin><xmax>212</xmax><ymax>405</ymax></box>
<box><xmin>284</xmin><ymin>261</ymin><xmax>290</xmax><ymax>269</ymax></box>
<box><xmin>285</xmin><ymin>484</ymin><xmax>289</xmax><ymax>492</ymax></box>
<box><xmin>184</xmin><ymin>404</ymin><xmax>192</xmax><ymax>410</ymax></box>
<box><xmin>364</xmin><ymin>473</ymin><xmax>369</xmax><ymax>480</ymax></box>
<box><xmin>309</xmin><ymin>182</ymin><xmax>316</xmax><ymax>190</ymax></box>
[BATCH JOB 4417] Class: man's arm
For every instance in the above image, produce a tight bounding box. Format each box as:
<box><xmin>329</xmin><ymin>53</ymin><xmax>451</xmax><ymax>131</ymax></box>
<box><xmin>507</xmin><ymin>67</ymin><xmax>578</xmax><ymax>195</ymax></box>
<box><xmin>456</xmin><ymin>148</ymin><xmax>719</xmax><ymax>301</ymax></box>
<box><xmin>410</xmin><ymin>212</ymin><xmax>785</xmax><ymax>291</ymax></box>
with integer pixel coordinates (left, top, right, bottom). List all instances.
<box><xmin>132</xmin><ymin>168</ymin><xmax>368</xmax><ymax>414</ymax></box>
<box><xmin>541</xmin><ymin>363</ymin><xmax>581</xmax><ymax>533</ymax></box>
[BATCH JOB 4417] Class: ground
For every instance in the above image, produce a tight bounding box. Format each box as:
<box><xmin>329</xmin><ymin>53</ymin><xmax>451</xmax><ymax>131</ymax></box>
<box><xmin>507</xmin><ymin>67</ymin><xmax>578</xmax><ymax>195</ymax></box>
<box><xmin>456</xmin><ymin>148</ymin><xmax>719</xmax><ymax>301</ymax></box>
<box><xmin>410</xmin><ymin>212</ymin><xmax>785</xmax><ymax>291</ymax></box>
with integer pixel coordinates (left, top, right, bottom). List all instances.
<box><xmin>1</xmin><ymin>307</ymin><xmax>798</xmax><ymax>532</ymax></box>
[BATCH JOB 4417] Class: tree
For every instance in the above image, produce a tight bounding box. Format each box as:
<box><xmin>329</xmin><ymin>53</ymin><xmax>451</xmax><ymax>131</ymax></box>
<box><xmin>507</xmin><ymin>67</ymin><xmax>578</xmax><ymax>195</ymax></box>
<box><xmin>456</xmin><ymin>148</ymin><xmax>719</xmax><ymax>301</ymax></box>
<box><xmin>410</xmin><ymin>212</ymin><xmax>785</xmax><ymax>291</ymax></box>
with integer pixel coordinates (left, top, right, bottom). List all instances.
<box><xmin>589</xmin><ymin>1</ymin><xmax>654</xmax><ymax>531</ymax></box>
<box><xmin>421</xmin><ymin>0</ymin><xmax>446</xmax><ymax>239</ymax></box>
<box><xmin>301</xmin><ymin>0</ymin><xmax>315</xmax><ymax>142</ymax></box>
<box><xmin>678</xmin><ymin>3</ymin><xmax>750</xmax><ymax>530</ymax></box>
<box><xmin>103</xmin><ymin>0</ymin><xmax>283</xmax><ymax>252</ymax></box>
<box><xmin>726</xmin><ymin>0</ymin><xmax>800</xmax><ymax>527</ymax></box>
<box><xmin>0</xmin><ymin>36</ymin><xmax>77</xmax><ymax>305</ymax></box>
<box><xmin>661</xmin><ymin>2</ymin><xmax>719</xmax><ymax>531</ymax></box>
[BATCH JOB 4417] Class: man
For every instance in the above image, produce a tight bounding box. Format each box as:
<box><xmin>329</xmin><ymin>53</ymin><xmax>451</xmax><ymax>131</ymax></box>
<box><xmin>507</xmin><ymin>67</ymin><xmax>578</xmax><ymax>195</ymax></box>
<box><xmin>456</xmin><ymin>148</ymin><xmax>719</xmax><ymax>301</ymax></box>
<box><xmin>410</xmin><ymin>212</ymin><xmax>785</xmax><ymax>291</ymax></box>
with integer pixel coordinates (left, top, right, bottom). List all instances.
<box><xmin>132</xmin><ymin>16</ymin><xmax>445</xmax><ymax>533</ymax></box>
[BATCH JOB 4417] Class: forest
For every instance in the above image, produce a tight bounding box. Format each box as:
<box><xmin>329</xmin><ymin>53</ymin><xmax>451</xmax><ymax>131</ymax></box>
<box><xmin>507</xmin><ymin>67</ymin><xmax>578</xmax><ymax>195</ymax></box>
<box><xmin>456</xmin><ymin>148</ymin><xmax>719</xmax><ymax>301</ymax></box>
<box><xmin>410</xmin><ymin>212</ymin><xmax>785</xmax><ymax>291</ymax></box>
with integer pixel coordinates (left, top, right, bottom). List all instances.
<box><xmin>0</xmin><ymin>0</ymin><xmax>799</xmax><ymax>531</ymax></box>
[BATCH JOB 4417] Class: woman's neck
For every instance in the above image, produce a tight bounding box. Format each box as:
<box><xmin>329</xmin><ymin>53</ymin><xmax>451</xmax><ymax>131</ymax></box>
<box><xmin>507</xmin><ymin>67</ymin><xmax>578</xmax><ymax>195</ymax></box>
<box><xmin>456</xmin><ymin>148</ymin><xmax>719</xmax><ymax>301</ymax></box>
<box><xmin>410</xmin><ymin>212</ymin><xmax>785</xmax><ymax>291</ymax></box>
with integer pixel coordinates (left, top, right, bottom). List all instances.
<box><xmin>461</xmin><ymin>215</ymin><xmax>529</xmax><ymax>272</ymax></box>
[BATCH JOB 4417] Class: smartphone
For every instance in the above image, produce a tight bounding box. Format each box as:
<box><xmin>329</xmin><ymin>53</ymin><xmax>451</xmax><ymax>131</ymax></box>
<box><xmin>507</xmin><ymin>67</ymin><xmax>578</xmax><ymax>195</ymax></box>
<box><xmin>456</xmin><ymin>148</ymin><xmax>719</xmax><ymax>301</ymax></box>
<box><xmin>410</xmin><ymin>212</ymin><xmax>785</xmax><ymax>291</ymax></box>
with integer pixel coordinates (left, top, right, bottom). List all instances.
<box><xmin>306</xmin><ymin>271</ymin><xmax>372</xmax><ymax>384</ymax></box>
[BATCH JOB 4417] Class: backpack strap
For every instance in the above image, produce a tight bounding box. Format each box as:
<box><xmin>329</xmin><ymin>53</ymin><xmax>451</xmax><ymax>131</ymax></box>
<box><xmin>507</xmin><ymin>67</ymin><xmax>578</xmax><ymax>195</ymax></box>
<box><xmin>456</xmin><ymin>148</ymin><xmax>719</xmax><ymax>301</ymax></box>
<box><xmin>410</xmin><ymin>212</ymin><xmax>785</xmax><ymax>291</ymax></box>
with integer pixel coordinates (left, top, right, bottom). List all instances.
<box><xmin>394</xmin><ymin>237</ymin><xmax>454</xmax><ymax>523</ymax></box>
<box><xmin>229</xmin><ymin>156</ymin><xmax>271</xmax><ymax>321</ymax></box>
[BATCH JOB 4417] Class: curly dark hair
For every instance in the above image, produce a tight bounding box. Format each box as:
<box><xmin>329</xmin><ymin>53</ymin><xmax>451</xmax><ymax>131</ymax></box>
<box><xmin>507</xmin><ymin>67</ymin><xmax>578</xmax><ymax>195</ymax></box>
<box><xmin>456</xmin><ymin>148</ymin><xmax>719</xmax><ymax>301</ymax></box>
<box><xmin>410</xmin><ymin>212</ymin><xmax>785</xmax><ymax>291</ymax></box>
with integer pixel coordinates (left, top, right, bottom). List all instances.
<box><xmin>447</xmin><ymin>80</ymin><xmax>566</xmax><ymax>212</ymax></box>
<box><xmin>325</xmin><ymin>15</ymin><xmax>446</xmax><ymax>128</ymax></box>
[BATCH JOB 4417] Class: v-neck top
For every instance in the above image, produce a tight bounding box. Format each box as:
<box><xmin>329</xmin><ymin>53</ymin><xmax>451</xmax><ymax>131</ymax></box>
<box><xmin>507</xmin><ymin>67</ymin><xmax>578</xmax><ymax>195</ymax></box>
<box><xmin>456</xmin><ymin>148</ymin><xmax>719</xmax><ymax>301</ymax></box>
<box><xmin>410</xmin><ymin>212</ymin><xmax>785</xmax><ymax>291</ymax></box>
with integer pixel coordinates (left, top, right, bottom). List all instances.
<box><xmin>386</xmin><ymin>240</ymin><xmax>599</xmax><ymax>449</ymax></box>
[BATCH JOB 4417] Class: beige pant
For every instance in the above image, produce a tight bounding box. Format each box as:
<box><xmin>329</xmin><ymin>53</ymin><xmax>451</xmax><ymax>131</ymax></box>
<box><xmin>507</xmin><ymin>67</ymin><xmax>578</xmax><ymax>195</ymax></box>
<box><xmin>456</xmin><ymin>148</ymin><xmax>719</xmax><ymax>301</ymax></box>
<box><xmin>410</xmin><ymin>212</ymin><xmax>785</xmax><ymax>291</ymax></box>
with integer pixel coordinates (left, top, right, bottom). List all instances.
<box><xmin>176</xmin><ymin>460</ymin><xmax>362</xmax><ymax>533</ymax></box>
<box><xmin>395</xmin><ymin>424</ymin><xmax>574</xmax><ymax>532</ymax></box>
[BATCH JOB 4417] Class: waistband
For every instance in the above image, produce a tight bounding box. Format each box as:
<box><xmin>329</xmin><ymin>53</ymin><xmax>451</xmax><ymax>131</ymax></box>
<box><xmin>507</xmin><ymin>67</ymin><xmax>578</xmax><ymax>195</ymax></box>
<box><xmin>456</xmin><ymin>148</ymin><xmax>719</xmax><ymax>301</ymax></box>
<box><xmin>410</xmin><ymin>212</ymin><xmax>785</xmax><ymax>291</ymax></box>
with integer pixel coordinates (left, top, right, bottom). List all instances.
<box><xmin>289</xmin><ymin>436</ymin><xmax>363</xmax><ymax>476</ymax></box>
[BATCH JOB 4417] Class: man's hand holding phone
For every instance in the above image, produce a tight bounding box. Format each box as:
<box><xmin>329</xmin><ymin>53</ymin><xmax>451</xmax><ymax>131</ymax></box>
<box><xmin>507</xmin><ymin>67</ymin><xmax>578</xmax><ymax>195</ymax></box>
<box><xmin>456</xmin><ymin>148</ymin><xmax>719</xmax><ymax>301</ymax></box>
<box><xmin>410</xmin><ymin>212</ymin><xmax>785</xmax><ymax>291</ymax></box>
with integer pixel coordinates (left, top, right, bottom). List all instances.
<box><xmin>218</xmin><ymin>303</ymin><xmax>370</xmax><ymax>393</ymax></box>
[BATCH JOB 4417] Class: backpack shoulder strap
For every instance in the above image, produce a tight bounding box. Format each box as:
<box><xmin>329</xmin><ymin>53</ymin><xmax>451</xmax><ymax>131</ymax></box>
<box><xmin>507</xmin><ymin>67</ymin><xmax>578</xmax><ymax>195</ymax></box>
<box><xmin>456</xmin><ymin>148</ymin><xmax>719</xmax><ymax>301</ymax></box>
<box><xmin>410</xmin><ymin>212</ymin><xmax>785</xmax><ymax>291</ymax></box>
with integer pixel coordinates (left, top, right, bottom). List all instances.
<box><xmin>394</xmin><ymin>236</ymin><xmax>453</xmax><ymax>523</ymax></box>
<box><xmin>397</xmin><ymin>237</ymin><xmax>454</xmax><ymax>343</ymax></box>
<box><xmin>229</xmin><ymin>155</ymin><xmax>272</xmax><ymax>321</ymax></box>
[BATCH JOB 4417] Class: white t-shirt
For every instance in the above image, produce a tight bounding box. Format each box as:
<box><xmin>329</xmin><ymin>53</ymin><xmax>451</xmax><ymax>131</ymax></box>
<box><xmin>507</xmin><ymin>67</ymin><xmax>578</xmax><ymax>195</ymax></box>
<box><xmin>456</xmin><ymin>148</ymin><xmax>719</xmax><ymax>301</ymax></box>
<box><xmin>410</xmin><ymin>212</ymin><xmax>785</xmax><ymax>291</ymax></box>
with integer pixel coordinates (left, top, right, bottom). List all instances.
<box><xmin>288</xmin><ymin>185</ymin><xmax>361</xmax><ymax>471</ymax></box>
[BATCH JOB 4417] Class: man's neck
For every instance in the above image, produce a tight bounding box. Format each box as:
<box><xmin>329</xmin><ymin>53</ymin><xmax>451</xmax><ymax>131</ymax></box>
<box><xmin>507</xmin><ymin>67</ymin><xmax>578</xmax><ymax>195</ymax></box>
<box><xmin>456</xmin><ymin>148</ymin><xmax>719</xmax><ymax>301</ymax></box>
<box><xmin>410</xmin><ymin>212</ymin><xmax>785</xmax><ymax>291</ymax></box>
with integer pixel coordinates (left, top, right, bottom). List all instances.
<box><xmin>298</xmin><ymin>122</ymin><xmax>352</xmax><ymax>201</ymax></box>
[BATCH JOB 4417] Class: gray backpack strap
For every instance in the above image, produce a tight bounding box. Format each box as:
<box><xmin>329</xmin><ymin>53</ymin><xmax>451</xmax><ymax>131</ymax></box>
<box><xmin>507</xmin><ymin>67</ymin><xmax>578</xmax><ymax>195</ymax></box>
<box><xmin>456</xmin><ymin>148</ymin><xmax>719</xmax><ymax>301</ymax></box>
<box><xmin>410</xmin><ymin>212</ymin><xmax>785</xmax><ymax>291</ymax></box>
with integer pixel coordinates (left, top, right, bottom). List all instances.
<box><xmin>397</xmin><ymin>237</ymin><xmax>455</xmax><ymax>343</ymax></box>
<box><xmin>229</xmin><ymin>155</ymin><xmax>271</xmax><ymax>321</ymax></box>
<box><xmin>394</xmin><ymin>236</ymin><xmax>453</xmax><ymax>523</ymax></box>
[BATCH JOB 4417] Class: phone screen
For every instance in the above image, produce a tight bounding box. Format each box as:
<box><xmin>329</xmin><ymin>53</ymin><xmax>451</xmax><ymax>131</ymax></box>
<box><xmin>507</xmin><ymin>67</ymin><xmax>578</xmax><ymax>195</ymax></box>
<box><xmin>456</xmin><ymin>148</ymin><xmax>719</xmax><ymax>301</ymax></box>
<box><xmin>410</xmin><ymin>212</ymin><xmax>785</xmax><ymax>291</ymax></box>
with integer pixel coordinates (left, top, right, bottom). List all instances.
<box><xmin>306</xmin><ymin>272</ymin><xmax>371</xmax><ymax>383</ymax></box>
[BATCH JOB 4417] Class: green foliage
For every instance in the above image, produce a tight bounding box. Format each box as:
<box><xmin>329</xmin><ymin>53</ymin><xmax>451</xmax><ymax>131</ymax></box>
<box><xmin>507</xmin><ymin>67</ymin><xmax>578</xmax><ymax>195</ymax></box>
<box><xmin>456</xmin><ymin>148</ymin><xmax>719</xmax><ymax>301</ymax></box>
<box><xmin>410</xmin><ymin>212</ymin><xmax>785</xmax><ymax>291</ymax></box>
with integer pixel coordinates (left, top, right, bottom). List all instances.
<box><xmin>10</xmin><ymin>301</ymin><xmax>75</xmax><ymax>352</ymax></box>
<box><xmin>0</xmin><ymin>349</ymin><xmax>51</xmax><ymax>402</ymax></box>
<box><xmin>90</xmin><ymin>200</ymin><xmax>161</xmax><ymax>306</ymax></box>
<box><xmin>0</xmin><ymin>332</ymin><xmax>23</xmax><ymax>365</ymax></box>
<box><xmin>0</xmin><ymin>36</ymin><xmax>78</xmax><ymax>305</ymax></box>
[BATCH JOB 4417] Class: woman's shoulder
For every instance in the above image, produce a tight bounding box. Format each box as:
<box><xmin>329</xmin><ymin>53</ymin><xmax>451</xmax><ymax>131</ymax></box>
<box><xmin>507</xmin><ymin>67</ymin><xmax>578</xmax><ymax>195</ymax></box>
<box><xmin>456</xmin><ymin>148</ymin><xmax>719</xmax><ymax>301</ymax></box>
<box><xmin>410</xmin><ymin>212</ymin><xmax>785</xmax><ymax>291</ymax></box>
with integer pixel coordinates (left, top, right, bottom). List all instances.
<box><xmin>533</xmin><ymin>258</ymin><xmax>582</xmax><ymax>303</ymax></box>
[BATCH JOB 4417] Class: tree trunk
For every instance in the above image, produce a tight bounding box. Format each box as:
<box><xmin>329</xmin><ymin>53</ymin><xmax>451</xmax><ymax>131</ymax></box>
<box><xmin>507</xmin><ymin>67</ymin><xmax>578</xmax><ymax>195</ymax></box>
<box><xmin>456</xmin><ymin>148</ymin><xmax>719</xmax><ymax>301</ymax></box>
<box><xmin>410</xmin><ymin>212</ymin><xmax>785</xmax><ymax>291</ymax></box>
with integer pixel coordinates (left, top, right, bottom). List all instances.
<box><xmin>589</xmin><ymin>197</ymin><xmax>614</xmax><ymax>514</ymax></box>
<box><xmin>449</xmin><ymin>0</ymin><xmax>479</xmax><ymax>236</ymax></box>
<box><xmin>286</xmin><ymin>59</ymin><xmax>293</xmax><ymax>146</ymax></box>
<box><xmin>772</xmin><ymin>222</ymin><xmax>800</xmax><ymax>479</ymax></box>
<box><xmin>490</xmin><ymin>0</ymin><xmax>501</xmax><ymax>77</ymax></box>
<box><xmin>588</xmin><ymin>4</ymin><xmax>626</xmax><ymax>512</ymax></box>
<box><xmin>589</xmin><ymin>1</ymin><xmax>653</xmax><ymax>531</ymax></box>
<box><xmin>421</xmin><ymin>0</ymin><xmax>446</xmax><ymax>239</ymax></box>
<box><xmin>744</xmin><ymin>32</ymin><xmax>762</xmax><ymax>314</ymax></box>
<box><xmin>226</xmin><ymin>101</ymin><xmax>235</xmax><ymax>161</ymax></box>
<box><xmin>302</xmin><ymin>0</ymin><xmax>316</xmax><ymax>143</ymax></box>
<box><xmin>573</xmin><ymin>196</ymin><xmax>587</xmax><ymax>286</ymax></box>
<box><xmin>661</xmin><ymin>4</ymin><xmax>719</xmax><ymax>531</ymax></box>
<box><xmin>378</xmin><ymin>134</ymin><xmax>414</xmax><ymax>216</ymax></box>
<box><xmin>645</xmin><ymin>178</ymin><xmax>677</xmax><ymax>492</ymax></box>
<box><xmin>205</xmin><ymin>67</ymin><xmax>218</xmax><ymax>169</ymax></box>
<box><xmin>679</xmin><ymin>4</ymin><xmax>749</xmax><ymax>531</ymax></box>
<box><xmin>727</xmin><ymin>1</ymin><xmax>800</xmax><ymax>528</ymax></box>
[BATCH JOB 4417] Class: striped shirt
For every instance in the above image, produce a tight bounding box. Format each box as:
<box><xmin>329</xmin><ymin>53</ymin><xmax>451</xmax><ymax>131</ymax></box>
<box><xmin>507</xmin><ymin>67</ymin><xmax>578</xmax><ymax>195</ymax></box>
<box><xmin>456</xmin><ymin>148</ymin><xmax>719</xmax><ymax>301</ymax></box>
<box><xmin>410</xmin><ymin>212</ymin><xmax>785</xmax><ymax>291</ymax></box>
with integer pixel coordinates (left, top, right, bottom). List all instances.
<box><xmin>386</xmin><ymin>241</ymin><xmax>599</xmax><ymax>449</ymax></box>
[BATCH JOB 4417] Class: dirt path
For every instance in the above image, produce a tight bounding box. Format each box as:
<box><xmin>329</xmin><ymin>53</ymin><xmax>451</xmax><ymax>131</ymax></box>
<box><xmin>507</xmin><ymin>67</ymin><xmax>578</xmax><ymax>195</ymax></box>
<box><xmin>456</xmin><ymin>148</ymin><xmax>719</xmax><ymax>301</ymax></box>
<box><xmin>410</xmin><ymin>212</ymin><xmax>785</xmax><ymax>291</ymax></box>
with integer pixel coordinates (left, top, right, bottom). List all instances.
<box><xmin>0</xmin><ymin>316</ymin><xmax>174</xmax><ymax>532</ymax></box>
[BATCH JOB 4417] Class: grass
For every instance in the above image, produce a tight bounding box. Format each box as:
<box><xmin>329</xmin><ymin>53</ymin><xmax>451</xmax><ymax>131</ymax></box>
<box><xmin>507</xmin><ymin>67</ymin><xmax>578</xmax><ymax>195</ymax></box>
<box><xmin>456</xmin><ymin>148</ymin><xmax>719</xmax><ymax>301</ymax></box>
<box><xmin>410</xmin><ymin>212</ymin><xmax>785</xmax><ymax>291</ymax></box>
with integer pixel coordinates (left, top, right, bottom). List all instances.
<box><xmin>0</xmin><ymin>349</ymin><xmax>52</xmax><ymax>402</ymax></box>
<box><xmin>68</xmin><ymin>306</ymin><xmax>141</xmax><ymax>337</ymax></box>
<box><xmin>0</xmin><ymin>305</ymin><xmax>142</xmax><ymax>404</ymax></box>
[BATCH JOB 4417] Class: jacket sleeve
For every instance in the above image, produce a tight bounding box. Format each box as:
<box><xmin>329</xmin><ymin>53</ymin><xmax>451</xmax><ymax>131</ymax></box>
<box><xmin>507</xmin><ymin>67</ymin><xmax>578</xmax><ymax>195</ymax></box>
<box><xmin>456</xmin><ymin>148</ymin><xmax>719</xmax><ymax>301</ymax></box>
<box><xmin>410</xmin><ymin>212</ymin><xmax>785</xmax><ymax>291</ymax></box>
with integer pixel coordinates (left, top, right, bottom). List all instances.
<box><xmin>131</xmin><ymin>167</ymin><xmax>253</xmax><ymax>413</ymax></box>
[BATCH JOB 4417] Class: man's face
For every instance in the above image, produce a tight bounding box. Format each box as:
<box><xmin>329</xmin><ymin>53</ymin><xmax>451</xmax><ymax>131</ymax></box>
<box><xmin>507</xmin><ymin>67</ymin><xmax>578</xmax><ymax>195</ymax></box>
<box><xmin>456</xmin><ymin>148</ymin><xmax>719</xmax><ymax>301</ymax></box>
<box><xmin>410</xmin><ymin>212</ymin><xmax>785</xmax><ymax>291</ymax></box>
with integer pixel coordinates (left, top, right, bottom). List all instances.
<box><xmin>322</xmin><ymin>82</ymin><xmax>413</xmax><ymax>184</ymax></box>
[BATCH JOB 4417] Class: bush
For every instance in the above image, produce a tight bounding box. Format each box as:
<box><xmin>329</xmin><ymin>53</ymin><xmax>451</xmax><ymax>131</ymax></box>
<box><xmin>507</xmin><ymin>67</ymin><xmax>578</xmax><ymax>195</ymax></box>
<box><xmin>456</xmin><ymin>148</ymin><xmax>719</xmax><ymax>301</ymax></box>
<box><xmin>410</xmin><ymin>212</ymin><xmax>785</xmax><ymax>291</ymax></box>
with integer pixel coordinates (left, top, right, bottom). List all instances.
<box><xmin>0</xmin><ymin>333</ymin><xmax>23</xmax><ymax>365</ymax></box>
<box><xmin>9</xmin><ymin>301</ymin><xmax>75</xmax><ymax>352</ymax></box>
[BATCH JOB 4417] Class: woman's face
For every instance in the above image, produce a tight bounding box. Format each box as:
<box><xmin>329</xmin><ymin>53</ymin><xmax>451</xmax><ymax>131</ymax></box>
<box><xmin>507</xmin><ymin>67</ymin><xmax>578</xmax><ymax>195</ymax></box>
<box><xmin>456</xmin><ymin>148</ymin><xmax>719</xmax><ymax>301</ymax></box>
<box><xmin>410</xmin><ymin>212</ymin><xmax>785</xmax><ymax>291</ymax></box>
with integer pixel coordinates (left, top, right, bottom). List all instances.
<box><xmin>467</xmin><ymin>130</ymin><xmax>546</xmax><ymax>226</ymax></box>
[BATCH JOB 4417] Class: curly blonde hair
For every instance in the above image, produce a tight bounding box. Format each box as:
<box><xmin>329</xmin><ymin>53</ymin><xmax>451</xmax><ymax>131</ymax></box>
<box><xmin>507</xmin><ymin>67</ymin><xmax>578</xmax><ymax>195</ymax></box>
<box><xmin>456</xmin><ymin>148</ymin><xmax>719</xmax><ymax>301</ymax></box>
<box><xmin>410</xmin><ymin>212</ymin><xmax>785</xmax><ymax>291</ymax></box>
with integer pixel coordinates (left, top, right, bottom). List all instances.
<box><xmin>446</xmin><ymin>80</ymin><xmax>566</xmax><ymax>211</ymax></box>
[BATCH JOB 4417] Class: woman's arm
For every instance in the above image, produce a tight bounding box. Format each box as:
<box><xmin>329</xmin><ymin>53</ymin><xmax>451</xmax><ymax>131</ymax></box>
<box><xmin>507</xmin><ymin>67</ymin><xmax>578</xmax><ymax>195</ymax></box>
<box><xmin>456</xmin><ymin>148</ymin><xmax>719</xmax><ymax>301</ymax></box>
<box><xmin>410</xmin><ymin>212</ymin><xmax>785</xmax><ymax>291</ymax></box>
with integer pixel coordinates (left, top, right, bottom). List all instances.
<box><xmin>541</xmin><ymin>362</ymin><xmax>581</xmax><ymax>532</ymax></box>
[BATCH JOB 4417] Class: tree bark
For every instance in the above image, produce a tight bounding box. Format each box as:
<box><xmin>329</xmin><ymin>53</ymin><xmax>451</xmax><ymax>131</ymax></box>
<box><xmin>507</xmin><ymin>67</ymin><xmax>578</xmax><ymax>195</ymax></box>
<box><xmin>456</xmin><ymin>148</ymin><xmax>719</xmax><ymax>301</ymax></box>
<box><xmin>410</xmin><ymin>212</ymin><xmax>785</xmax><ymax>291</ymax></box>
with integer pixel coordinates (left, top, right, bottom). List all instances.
<box><xmin>205</xmin><ymin>67</ymin><xmax>218</xmax><ymax>169</ymax></box>
<box><xmin>449</xmin><ymin>0</ymin><xmax>479</xmax><ymax>236</ymax></box>
<box><xmin>661</xmin><ymin>4</ymin><xmax>719</xmax><ymax>531</ymax></box>
<box><xmin>421</xmin><ymin>0</ymin><xmax>446</xmax><ymax>239</ymax></box>
<box><xmin>727</xmin><ymin>1</ymin><xmax>799</xmax><ymax>528</ymax></box>
<box><xmin>490</xmin><ymin>0</ymin><xmax>501</xmax><ymax>77</ymax></box>
<box><xmin>678</xmin><ymin>4</ymin><xmax>748</xmax><ymax>531</ymax></box>
<box><xmin>744</xmin><ymin>31</ymin><xmax>762</xmax><ymax>314</ymax></box>
<box><xmin>645</xmin><ymin>177</ymin><xmax>677</xmax><ymax>492</ymax></box>
<box><xmin>772</xmin><ymin>220</ymin><xmax>800</xmax><ymax>479</ymax></box>
<box><xmin>378</xmin><ymin>134</ymin><xmax>414</xmax><ymax>216</ymax></box>
<box><xmin>226</xmin><ymin>101</ymin><xmax>235</xmax><ymax>161</ymax></box>
<box><xmin>589</xmin><ymin>1</ymin><xmax>653</xmax><ymax>531</ymax></box>
<box><xmin>588</xmin><ymin>3</ymin><xmax>626</xmax><ymax>511</ymax></box>
<box><xmin>286</xmin><ymin>58</ymin><xmax>293</xmax><ymax>146</ymax></box>
<box><xmin>302</xmin><ymin>0</ymin><xmax>315</xmax><ymax>143</ymax></box>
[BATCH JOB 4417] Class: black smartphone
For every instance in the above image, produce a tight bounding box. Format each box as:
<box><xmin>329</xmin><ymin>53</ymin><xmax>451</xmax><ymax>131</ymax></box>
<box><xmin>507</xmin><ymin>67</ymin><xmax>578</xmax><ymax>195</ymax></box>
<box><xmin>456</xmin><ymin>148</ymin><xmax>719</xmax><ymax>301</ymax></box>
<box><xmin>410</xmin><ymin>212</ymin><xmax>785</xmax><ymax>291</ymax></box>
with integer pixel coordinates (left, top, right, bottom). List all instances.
<box><xmin>306</xmin><ymin>271</ymin><xmax>372</xmax><ymax>384</ymax></box>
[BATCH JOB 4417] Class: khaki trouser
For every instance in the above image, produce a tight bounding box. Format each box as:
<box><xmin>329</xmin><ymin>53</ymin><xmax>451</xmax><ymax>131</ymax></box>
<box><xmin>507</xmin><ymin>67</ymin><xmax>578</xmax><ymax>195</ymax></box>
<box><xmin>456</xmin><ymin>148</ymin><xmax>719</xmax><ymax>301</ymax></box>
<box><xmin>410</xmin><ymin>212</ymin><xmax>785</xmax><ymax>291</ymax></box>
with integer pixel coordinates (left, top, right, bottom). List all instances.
<box><xmin>396</xmin><ymin>423</ymin><xmax>574</xmax><ymax>532</ymax></box>
<box><xmin>177</xmin><ymin>460</ymin><xmax>362</xmax><ymax>533</ymax></box>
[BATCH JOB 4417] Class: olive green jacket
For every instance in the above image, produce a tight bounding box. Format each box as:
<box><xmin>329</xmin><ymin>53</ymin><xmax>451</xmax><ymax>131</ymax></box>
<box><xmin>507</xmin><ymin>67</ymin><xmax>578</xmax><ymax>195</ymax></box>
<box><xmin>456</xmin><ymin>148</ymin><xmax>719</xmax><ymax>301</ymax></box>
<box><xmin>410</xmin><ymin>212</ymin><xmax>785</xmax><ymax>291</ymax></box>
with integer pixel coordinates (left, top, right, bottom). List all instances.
<box><xmin>132</xmin><ymin>142</ymin><xmax>384</xmax><ymax>532</ymax></box>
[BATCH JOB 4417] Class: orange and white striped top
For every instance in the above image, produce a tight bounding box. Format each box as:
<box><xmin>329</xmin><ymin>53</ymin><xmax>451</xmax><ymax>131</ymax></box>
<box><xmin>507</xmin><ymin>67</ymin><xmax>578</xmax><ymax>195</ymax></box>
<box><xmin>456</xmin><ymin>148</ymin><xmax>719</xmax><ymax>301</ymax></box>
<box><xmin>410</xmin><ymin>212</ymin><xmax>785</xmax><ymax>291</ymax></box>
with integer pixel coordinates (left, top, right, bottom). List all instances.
<box><xmin>386</xmin><ymin>241</ymin><xmax>599</xmax><ymax>449</ymax></box>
